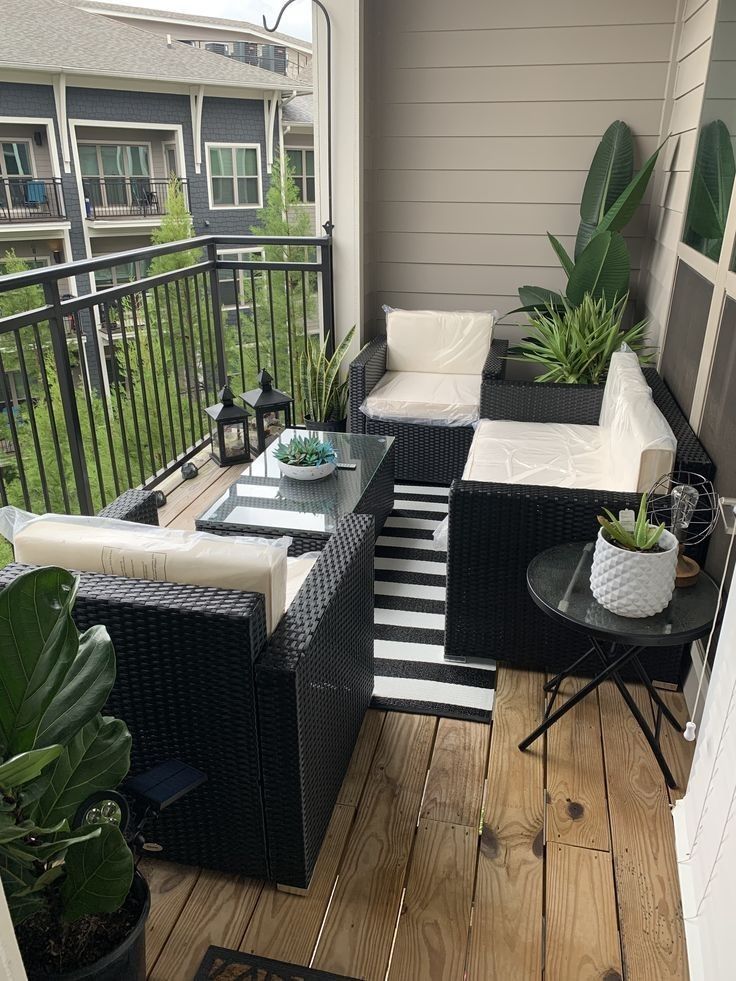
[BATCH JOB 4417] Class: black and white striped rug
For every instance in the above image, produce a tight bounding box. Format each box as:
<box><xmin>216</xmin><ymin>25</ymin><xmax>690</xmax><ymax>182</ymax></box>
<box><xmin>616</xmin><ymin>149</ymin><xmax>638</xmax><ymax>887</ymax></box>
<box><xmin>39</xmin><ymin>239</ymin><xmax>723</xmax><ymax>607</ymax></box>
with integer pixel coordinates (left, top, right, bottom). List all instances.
<box><xmin>371</xmin><ymin>484</ymin><xmax>495</xmax><ymax>723</ymax></box>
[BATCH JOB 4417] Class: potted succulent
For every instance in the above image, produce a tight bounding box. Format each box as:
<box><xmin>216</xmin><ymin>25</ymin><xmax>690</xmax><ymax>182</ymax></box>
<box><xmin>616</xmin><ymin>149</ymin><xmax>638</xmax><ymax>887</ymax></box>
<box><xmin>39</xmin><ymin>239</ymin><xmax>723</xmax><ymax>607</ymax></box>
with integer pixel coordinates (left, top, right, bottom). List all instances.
<box><xmin>590</xmin><ymin>494</ymin><xmax>679</xmax><ymax>618</ymax></box>
<box><xmin>299</xmin><ymin>326</ymin><xmax>356</xmax><ymax>432</ymax></box>
<box><xmin>0</xmin><ymin>566</ymin><xmax>149</xmax><ymax>980</ymax></box>
<box><xmin>274</xmin><ymin>434</ymin><xmax>337</xmax><ymax>481</ymax></box>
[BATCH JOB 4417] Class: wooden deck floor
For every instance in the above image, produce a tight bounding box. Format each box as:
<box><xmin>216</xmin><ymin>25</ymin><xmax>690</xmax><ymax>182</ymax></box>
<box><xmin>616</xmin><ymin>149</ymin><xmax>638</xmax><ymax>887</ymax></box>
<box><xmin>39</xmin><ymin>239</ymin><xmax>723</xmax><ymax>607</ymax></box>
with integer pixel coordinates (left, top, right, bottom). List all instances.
<box><xmin>143</xmin><ymin>458</ymin><xmax>695</xmax><ymax>981</ymax></box>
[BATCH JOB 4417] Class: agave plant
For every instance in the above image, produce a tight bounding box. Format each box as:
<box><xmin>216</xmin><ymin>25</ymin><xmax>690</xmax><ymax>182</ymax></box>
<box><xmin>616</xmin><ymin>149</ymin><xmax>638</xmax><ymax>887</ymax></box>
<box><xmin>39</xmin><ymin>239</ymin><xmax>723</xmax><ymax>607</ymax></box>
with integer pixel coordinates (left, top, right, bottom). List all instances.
<box><xmin>274</xmin><ymin>434</ymin><xmax>336</xmax><ymax>467</ymax></box>
<box><xmin>299</xmin><ymin>326</ymin><xmax>356</xmax><ymax>423</ymax></box>
<box><xmin>598</xmin><ymin>494</ymin><xmax>666</xmax><ymax>552</ymax></box>
<box><xmin>517</xmin><ymin>121</ymin><xmax>665</xmax><ymax>312</ymax></box>
<box><xmin>0</xmin><ymin>567</ymin><xmax>133</xmax><ymax>928</ymax></box>
<box><xmin>508</xmin><ymin>292</ymin><xmax>651</xmax><ymax>384</ymax></box>
<box><xmin>683</xmin><ymin>119</ymin><xmax>736</xmax><ymax>261</ymax></box>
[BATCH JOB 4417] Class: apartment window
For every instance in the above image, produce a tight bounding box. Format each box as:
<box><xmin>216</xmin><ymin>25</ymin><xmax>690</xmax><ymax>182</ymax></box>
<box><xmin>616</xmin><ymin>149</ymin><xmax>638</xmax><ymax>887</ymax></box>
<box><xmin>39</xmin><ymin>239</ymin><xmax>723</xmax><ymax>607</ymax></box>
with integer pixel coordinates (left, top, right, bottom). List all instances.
<box><xmin>218</xmin><ymin>249</ymin><xmax>264</xmax><ymax>314</ymax></box>
<box><xmin>163</xmin><ymin>143</ymin><xmax>178</xmax><ymax>177</ymax></box>
<box><xmin>286</xmin><ymin>148</ymin><xmax>315</xmax><ymax>203</ymax></box>
<box><xmin>1</xmin><ymin>141</ymin><xmax>33</xmax><ymax>178</ymax></box>
<box><xmin>207</xmin><ymin>144</ymin><xmax>261</xmax><ymax>208</ymax></box>
<box><xmin>79</xmin><ymin>143</ymin><xmax>151</xmax><ymax>210</ymax></box>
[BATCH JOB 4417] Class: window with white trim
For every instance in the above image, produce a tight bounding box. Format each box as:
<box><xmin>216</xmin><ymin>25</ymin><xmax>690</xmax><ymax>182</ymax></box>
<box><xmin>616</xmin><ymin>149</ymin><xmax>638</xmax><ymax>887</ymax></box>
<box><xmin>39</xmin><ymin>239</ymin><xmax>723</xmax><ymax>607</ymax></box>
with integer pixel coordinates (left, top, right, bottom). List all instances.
<box><xmin>207</xmin><ymin>144</ymin><xmax>261</xmax><ymax>208</ymax></box>
<box><xmin>285</xmin><ymin>148</ymin><xmax>315</xmax><ymax>203</ymax></box>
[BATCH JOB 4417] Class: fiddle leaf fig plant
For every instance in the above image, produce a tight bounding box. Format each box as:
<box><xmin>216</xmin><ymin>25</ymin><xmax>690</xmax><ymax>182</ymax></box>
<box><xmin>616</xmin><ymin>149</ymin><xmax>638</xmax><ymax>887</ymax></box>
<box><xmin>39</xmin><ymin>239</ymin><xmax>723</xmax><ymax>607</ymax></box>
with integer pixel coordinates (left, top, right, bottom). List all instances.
<box><xmin>0</xmin><ymin>567</ymin><xmax>133</xmax><ymax>927</ymax></box>
<box><xmin>516</xmin><ymin>121</ymin><xmax>665</xmax><ymax>312</ymax></box>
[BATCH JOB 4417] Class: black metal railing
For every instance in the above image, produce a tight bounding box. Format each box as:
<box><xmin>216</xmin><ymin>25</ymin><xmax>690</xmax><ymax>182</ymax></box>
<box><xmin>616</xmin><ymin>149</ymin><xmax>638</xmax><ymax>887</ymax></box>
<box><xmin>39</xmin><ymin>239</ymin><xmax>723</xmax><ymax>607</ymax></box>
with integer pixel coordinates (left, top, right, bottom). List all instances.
<box><xmin>0</xmin><ymin>233</ymin><xmax>333</xmax><ymax>516</ymax></box>
<box><xmin>0</xmin><ymin>177</ymin><xmax>65</xmax><ymax>222</ymax></box>
<box><xmin>82</xmin><ymin>177</ymin><xmax>189</xmax><ymax>219</ymax></box>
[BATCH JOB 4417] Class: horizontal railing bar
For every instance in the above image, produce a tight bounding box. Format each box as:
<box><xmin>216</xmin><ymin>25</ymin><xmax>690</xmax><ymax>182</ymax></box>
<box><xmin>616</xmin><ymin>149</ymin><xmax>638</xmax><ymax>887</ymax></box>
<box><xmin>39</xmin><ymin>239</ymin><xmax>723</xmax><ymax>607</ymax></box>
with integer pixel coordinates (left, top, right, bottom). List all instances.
<box><xmin>0</xmin><ymin>234</ymin><xmax>331</xmax><ymax>291</ymax></box>
<box><xmin>216</xmin><ymin>260</ymin><xmax>322</xmax><ymax>273</ymax></box>
<box><xmin>60</xmin><ymin>261</ymin><xmax>214</xmax><ymax>314</ymax></box>
<box><xmin>0</xmin><ymin>305</ymin><xmax>54</xmax><ymax>334</ymax></box>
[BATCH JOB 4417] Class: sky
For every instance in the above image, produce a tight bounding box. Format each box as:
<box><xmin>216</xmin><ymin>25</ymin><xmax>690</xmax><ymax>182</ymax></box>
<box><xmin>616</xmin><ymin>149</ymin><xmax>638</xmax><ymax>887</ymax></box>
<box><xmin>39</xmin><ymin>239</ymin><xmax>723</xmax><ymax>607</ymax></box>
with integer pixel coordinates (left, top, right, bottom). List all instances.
<box><xmin>110</xmin><ymin>0</ymin><xmax>312</xmax><ymax>40</ymax></box>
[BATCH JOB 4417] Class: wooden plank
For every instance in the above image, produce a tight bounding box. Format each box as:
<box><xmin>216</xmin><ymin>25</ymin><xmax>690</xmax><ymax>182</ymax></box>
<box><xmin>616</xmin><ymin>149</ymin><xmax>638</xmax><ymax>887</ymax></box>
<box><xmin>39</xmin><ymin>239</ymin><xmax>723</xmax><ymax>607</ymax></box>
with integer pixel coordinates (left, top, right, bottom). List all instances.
<box><xmin>165</xmin><ymin>464</ymin><xmax>242</xmax><ymax>531</ymax></box>
<box><xmin>466</xmin><ymin>666</ymin><xmax>545</xmax><ymax>981</ymax></box>
<box><xmin>598</xmin><ymin>681</ymin><xmax>688</xmax><ymax>981</ymax></box>
<box><xmin>313</xmin><ymin>712</ymin><xmax>436</xmax><ymax>981</ymax></box>
<box><xmin>421</xmin><ymin>718</ymin><xmax>488</xmax><ymax>828</ymax></box>
<box><xmin>338</xmin><ymin>709</ymin><xmax>386</xmax><ymax>806</ymax></box>
<box><xmin>149</xmin><ymin>870</ymin><xmax>263</xmax><ymax>981</ymax></box>
<box><xmin>546</xmin><ymin>677</ymin><xmax>610</xmax><ymax>852</ymax></box>
<box><xmin>241</xmin><ymin>804</ymin><xmax>355</xmax><ymax>965</ymax></box>
<box><xmin>388</xmin><ymin>820</ymin><xmax>476</xmax><ymax>981</ymax></box>
<box><xmin>141</xmin><ymin>859</ymin><xmax>200</xmax><ymax>974</ymax></box>
<box><xmin>545</xmin><ymin>843</ymin><xmax>623</xmax><ymax>981</ymax></box>
<box><xmin>157</xmin><ymin>457</ymin><xmax>225</xmax><ymax>528</ymax></box>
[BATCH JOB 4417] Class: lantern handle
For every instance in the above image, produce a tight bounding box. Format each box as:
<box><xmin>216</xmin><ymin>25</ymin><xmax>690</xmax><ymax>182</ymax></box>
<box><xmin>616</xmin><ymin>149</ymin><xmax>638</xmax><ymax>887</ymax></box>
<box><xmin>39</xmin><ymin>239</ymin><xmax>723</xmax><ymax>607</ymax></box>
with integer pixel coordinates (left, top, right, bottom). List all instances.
<box><xmin>263</xmin><ymin>0</ymin><xmax>333</xmax><ymax>235</ymax></box>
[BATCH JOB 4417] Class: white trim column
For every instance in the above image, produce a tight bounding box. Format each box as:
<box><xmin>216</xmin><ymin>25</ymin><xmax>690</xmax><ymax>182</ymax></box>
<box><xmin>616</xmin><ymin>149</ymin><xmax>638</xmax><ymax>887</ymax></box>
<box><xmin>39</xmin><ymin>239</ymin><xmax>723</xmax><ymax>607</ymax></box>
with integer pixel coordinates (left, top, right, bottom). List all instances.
<box><xmin>0</xmin><ymin>881</ymin><xmax>27</xmax><ymax>980</ymax></box>
<box><xmin>313</xmin><ymin>0</ymin><xmax>363</xmax><ymax>358</ymax></box>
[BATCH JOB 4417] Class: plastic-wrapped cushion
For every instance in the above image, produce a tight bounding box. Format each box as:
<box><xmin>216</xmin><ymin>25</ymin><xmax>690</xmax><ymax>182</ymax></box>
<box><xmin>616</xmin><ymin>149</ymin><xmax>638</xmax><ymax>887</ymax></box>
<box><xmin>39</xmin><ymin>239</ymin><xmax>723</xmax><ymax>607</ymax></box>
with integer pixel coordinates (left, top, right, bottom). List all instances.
<box><xmin>285</xmin><ymin>554</ymin><xmax>319</xmax><ymax>609</ymax></box>
<box><xmin>599</xmin><ymin>351</ymin><xmax>676</xmax><ymax>491</ymax></box>
<box><xmin>360</xmin><ymin>370</ymin><xmax>481</xmax><ymax>426</ymax></box>
<box><xmin>385</xmin><ymin>309</ymin><xmax>494</xmax><ymax>374</ymax></box>
<box><xmin>0</xmin><ymin>508</ymin><xmax>290</xmax><ymax>635</ymax></box>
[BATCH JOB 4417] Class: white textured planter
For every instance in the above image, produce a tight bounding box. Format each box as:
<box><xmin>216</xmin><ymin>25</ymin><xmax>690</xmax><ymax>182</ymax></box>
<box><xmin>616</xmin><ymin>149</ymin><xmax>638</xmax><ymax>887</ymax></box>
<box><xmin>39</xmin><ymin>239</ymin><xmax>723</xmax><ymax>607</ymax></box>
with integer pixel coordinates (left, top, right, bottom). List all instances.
<box><xmin>276</xmin><ymin>460</ymin><xmax>336</xmax><ymax>481</ymax></box>
<box><xmin>590</xmin><ymin>528</ymin><xmax>678</xmax><ymax>618</ymax></box>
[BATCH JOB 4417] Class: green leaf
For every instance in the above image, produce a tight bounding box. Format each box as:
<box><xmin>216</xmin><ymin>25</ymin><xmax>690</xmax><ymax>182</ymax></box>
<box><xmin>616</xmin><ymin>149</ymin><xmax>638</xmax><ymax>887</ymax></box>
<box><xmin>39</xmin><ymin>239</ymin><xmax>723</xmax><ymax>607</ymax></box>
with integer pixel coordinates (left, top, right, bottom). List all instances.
<box><xmin>33</xmin><ymin>716</ymin><xmax>131</xmax><ymax>827</ymax></box>
<box><xmin>0</xmin><ymin>851</ymin><xmax>46</xmax><ymax>923</ymax></box>
<box><xmin>598</xmin><ymin>141</ymin><xmax>665</xmax><ymax>236</ymax></box>
<box><xmin>0</xmin><ymin>813</ymin><xmax>66</xmax><ymax>844</ymax></box>
<box><xmin>517</xmin><ymin>286</ymin><xmax>565</xmax><ymax>312</ymax></box>
<box><xmin>0</xmin><ymin>746</ymin><xmax>63</xmax><ymax>791</ymax></box>
<box><xmin>61</xmin><ymin>824</ymin><xmax>134</xmax><ymax>922</ymax></box>
<box><xmin>9</xmin><ymin>824</ymin><xmax>101</xmax><ymax>865</ymax></box>
<box><xmin>547</xmin><ymin>234</ymin><xmax>574</xmax><ymax>277</ymax></box>
<box><xmin>684</xmin><ymin>120</ymin><xmax>736</xmax><ymax>242</ymax></box>
<box><xmin>566</xmin><ymin>231</ymin><xmax>630</xmax><ymax>306</ymax></box>
<box><xmin>574</xmin><ymin>218</ymin><xmax>600</xmax><ymax>264</ymax></box>
<box><xmin>580</xmin><ymin>121</ymin><xmax>634</xmax><ymax>228</ymax></box>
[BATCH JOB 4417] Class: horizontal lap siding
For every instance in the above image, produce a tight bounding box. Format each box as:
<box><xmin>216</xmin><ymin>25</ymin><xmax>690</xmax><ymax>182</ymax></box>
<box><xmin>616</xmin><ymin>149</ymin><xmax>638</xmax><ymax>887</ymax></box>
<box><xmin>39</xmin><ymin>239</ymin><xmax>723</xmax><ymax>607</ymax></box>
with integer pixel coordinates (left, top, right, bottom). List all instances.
<box><xmin>364</xmin><ymin>0</ymin><xmax>678</xmax><ymax>344</ymax></box>
<box><xmin>641</xmin><ymin>0</ymin><xmax>718</xmax><ymax>348</ymax></box>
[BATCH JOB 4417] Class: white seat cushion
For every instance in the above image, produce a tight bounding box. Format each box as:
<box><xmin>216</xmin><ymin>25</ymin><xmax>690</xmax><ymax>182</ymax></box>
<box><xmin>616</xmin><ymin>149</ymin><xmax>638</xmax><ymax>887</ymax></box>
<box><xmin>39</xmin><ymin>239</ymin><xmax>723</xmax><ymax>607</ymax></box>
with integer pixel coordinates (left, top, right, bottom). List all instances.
<box><xmin>361</xmin><ymin>370</ymin><xmax>480</xmax><ymax>425</ymax></box>
<box><xmin>8</xmin><ymin>512</ymin><xmax>288</xmax><ymax>635</ymax></box>
<box><xmin>386</xmin><ymin>309</ymin><xmax>494</xmax><ymax>374</ymax></box>
<box><xmin>463</xmin><ymin>419</ymin><xmax>622</xmax><ymax>490</ymax></box>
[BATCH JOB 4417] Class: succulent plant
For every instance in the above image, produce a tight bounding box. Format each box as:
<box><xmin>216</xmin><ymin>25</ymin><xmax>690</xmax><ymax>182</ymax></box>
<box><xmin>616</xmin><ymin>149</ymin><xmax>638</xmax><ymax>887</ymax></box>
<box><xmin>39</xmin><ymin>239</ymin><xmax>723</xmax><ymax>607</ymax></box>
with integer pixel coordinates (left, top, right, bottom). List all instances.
<box><xmin>274</xmin><ymin>434</ymin><xmax>336</xmax><ymax>467</ymax></box>
<box><xmin>597</xmin><ymin>494</ymin><xmax>666</xmax><ymax>552</ymax></box>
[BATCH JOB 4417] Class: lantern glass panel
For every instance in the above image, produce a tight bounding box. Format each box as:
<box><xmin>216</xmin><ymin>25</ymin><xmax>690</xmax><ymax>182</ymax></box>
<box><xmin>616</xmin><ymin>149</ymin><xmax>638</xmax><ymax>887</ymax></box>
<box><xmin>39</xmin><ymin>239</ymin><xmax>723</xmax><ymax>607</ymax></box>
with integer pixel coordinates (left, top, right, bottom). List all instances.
<box><xmin>223</xmin><ymin>421</ymin><xmax>247</xmax><ymax>459</ymax></box>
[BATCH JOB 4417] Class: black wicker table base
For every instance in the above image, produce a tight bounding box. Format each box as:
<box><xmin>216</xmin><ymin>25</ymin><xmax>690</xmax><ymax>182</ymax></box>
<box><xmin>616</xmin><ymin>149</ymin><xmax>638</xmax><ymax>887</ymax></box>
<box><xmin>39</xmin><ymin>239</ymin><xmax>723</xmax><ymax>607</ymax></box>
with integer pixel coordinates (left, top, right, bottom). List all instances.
<box><xmin>194</xmin><ymin>947</ymin><xmax>359</xmax><ymax>980</ymax></box>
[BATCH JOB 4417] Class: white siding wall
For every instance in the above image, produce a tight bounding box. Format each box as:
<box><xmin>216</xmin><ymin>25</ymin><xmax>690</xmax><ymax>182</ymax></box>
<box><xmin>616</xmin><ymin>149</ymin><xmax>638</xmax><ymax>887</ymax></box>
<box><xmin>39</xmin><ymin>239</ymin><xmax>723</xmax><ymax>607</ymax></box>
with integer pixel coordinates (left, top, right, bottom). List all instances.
<box><xmin>363</xmin><ymin>0</ymin><xmax>678</xmax><ymax>343</ymax></box>
<box><xmin>641</xmin><ymin>0</ymin><xmax>719</xmax><ymax>345</ymax></box>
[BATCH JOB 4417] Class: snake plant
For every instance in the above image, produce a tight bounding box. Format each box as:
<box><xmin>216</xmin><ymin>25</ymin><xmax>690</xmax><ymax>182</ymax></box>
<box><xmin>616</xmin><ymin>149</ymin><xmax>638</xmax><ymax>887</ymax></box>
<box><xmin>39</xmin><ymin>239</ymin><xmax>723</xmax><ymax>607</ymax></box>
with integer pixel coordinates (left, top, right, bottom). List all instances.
<box><xmin>298</xmin><ymin>326</ymin><xmax>356</xmax><ymax>423</ymax></box>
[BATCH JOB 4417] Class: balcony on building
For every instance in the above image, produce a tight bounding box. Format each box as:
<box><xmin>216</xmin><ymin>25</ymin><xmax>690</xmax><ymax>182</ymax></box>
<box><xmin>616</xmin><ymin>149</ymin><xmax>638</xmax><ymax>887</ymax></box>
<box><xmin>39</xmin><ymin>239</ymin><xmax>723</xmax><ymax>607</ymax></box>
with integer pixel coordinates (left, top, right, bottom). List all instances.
<box><xmin>0</xmin><ymin>125</ymin><xmax>65</xmax><ymax>223</ymax></box>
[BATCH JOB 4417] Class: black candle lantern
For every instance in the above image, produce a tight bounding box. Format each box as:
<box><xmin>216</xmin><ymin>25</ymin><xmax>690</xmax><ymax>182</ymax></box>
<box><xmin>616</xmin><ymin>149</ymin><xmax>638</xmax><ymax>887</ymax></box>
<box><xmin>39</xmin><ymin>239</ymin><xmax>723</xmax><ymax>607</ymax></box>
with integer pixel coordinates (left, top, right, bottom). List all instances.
<box><xmin>241</xmin><ymin>369</ymin><xmax>294</xmax><ymax>454</ymax></box>
<box><xmin>205</xmin><ymin>383</ymin><xmax>252</xmax><ymax>466</ymax></box>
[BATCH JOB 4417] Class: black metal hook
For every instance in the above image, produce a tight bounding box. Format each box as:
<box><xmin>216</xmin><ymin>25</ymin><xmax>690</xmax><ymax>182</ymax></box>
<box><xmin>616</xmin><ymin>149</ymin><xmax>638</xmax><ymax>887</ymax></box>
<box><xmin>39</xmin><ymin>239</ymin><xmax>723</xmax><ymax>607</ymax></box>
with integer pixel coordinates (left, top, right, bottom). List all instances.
<box><xmin>263</xmin><ymin>0</ymin><xmax>333</xmax><ymax>236</ymax></box>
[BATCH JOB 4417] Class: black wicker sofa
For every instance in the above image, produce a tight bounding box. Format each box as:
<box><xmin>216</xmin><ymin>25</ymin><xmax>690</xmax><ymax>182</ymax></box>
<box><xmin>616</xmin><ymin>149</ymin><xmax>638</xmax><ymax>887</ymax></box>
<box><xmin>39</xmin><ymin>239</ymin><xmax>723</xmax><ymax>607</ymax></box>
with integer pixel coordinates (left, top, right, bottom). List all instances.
<box><xmin>349</xmin><ymin>335</ymin><xmax>508</xmax><ymax>485</ymax></box>
<box><xmin>0</xmin><ymin>490</ymin><xmax>375</xmax><ymax>890</ymax></box>
<box><xmin>445</xmin><ymin>369</ymin><xmax>715</xmax><ymax>685</ymax></box>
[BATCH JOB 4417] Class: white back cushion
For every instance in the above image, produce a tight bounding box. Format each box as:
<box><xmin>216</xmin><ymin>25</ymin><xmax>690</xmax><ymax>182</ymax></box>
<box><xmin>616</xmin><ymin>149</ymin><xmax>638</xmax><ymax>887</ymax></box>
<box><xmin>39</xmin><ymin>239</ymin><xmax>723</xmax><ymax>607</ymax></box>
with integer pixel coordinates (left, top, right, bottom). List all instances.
<box><xmin>599</xmin><ymin>352</ymin><xmax>676</xmax><ymax>492</ymax></box>
<box><xmin>386</xmin><ymin>309</ymin><xmax>494</xmax><ymax>374</ymax></box>
<box><xmin>12</xmin><ymin>515</ymin><xmax>288</xmax><ymax>635</ymax></box>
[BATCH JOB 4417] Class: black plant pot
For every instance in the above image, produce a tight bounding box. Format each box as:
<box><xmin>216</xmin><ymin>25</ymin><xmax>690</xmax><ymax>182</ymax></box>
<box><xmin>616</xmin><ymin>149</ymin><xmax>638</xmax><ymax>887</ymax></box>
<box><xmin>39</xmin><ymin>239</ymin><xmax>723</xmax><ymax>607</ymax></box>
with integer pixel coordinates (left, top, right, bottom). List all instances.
<box><xmin>305</xmin><ymin>417</ymin><xmax>347</xmax><ymax>433</ymax></box>
<box><xmin>44</xmin><ymin>872</ymin><xmax>150</xmax><ymax>981</ymax></box>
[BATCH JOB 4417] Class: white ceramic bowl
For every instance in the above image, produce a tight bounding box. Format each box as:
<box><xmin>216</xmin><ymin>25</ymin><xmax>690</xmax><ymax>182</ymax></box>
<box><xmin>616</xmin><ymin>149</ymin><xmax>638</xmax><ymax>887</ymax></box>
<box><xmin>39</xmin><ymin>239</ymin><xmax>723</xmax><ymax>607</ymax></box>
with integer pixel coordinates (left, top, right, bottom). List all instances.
<box><xmin>276</xmin><ymin>459</ymin><xmax>336</xmax><ymax>481</ymax></box>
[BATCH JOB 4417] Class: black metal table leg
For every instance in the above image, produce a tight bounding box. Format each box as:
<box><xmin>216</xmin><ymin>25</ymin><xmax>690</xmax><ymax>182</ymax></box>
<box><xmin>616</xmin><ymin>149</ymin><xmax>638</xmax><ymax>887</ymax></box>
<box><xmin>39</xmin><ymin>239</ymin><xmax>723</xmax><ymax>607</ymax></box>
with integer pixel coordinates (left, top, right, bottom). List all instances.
<box><xmin>543</xmin><ymin>646</ymin><xmax>596</xmax><ymax>693</ymax></box>
<box><xmin>629</xmin><ymin>655</ymin><xmax>683</xmax><ymax>732</ymax></box>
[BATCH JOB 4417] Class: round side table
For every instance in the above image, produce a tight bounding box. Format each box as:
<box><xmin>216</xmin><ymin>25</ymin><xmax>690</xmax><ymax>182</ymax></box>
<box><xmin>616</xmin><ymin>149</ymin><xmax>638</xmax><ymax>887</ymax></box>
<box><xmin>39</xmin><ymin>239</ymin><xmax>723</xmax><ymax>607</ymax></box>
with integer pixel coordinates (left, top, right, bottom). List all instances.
<box><xmin>519</xmin><ymin>541</ymin><xmax>719</xmax><ymax>788</ymax></box>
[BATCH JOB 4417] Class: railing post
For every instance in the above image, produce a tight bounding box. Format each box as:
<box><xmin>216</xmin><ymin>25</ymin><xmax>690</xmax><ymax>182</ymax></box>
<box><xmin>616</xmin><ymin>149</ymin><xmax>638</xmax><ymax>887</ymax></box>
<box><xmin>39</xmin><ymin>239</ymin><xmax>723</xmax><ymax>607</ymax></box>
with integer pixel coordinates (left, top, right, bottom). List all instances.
<box><xmin>43</xmin><ymin>279</ymin><xmax>95</xmax><ymax>514</ymax></box>
<box><xmin>320</xmin><ymin>237</ymin><xmax>335</xmax><ymax>355</ymax></box>
<box><xmin>207</xmin><ymin>240</ymin><xmax>227</xmax><ymax>387</ymax></box>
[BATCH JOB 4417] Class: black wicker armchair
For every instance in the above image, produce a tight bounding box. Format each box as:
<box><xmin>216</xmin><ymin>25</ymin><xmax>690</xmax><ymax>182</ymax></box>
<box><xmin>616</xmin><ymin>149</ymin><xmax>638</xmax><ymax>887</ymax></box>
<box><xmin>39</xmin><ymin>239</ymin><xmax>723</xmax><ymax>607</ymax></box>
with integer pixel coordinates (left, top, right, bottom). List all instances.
<box><xmin>445</xmin><ymin>370</ymin><xmax>715</xmax><ymax>685</ymax></box>
<box><xmin>0</xmin><ymin>491</ymin><xmax>375</xmax><ymax>890</ymax></box>
<box><xmin>349</xmin><ymin>335</ymin><xmax>508</xmax><ymax>484</ymax></box>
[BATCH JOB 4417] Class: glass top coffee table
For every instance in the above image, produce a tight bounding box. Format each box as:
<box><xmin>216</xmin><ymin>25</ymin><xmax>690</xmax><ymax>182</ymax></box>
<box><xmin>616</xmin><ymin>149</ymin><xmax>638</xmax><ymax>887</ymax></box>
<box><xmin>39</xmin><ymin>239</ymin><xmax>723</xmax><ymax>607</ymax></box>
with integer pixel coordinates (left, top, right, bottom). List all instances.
<box><xmin>196</xmin><ymin>429</ymin><xmax>395</xmax><ymax>554</ymax></box>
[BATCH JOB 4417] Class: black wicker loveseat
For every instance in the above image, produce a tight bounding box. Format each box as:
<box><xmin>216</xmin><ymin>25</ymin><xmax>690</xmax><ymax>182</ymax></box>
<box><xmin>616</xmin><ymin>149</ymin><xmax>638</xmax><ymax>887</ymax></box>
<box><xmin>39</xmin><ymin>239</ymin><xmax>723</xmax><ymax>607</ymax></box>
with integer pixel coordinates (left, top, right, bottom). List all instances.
<box><xmin>349</xmin><ymin>335</ymin><xmax>509</xmax><ymax>485</ymax></box>
<box><xmin>445</xmin><ymin>369</ymin><xmax>715</xmax><ymax>685</ymax></box>
<box><xmin>0</xmin><ymin>489</ymin><xmax>375</xmax><ymax>890</ymax></box>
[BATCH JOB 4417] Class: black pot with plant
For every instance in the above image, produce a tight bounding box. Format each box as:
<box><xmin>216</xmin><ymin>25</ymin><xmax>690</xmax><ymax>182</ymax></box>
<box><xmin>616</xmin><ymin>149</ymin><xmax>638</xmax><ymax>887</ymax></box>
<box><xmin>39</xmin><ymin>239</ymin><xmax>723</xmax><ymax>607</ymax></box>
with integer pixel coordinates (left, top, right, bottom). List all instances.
<box><xmin>0</xmin><ymin>567</ymin><xmax>149</xmax><ymax>980</ymax></box>
<box><xmin>299</xmin><ymin>325</ymin><xmax>356</xmax><ymax>431</ymax></box>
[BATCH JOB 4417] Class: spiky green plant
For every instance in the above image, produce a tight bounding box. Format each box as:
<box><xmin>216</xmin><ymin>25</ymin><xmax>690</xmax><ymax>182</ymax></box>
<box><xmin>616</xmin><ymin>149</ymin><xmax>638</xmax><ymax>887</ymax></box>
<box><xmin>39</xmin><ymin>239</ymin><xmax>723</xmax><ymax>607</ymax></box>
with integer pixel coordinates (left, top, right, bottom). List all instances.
<box><xmin>508</xmin><ymin>292</ymin><xmax>651</xmax><ymax>384</ymax></box>
<box><xmin>597</xmin><ymin>494</ymin><xmax>666</xmax><ymax>552</ymax></box>
<box><xmin>298</xmin><ymin>326</ymin><xmax>356</xmax><ymax>423</ymax></box>
<box><xmin>274</xmin><ymin>434</ymin><xmax>336</xmax><ymax>467</ymax></box>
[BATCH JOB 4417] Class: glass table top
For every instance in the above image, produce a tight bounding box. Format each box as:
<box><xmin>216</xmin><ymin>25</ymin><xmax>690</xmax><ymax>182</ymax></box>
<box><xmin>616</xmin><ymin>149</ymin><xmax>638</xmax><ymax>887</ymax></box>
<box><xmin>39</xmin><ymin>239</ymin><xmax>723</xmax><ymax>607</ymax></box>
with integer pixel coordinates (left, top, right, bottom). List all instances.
<box><xmin>197</xmin><ymin>429</ymin><xmax>394</xmax><ymax>535</ymax></box>
<box><xmin>527</xmin><ymin>541</ymin><xmax>719</xmax><ymax>646</ymax></box>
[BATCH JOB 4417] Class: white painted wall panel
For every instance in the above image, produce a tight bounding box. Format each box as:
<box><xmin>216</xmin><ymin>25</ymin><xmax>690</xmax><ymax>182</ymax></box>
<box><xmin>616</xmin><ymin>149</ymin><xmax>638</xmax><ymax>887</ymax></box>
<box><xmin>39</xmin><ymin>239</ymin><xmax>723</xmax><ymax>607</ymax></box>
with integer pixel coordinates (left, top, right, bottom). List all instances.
<box><xmin>364</xmin><ymin>0</ymin><xmax>677</xmax><ymax>339</ymax></box>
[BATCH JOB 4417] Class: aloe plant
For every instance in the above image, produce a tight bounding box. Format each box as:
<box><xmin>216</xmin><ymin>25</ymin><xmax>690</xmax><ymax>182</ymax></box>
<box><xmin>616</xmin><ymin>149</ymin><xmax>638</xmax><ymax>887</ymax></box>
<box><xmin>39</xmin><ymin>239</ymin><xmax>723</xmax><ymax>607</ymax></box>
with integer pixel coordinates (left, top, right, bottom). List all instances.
<box><xmin>598</xmin><ymin>494</ymin><xmax>666</xmax><ymax>552</ymax></box>
<box><xmin>517</xmin><ymin>121</ymin><xmax>665</xmax><ymax>312</ymax></box>
<box><xmin>298</xmin><ymin>326</ymin><xmax>356</xmax><ymax>423</ymax></box>
<box><xmin>274</xmin><ymin>434</ymin><xmax>336</xmax><ymax>467</ymax></box>
<box><xmin>509</xmin><ymin>293</ymin><xmax>650</xmax><ymax>384</ymax></box>
<box><xmin>0</xmin><ymin>567</ymin><xmax>133</xmax><ymax>927</ymax></box>
<box><xmin>683</xmin><ymin>119</ymin><xmax>736</xmax><ymax>261</ymax></box>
